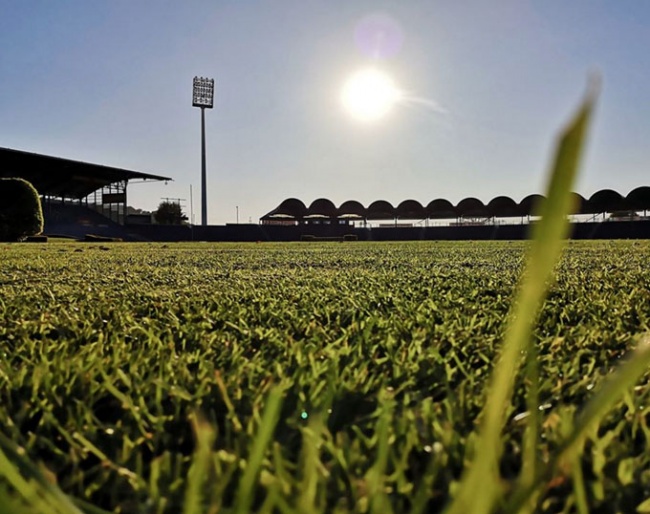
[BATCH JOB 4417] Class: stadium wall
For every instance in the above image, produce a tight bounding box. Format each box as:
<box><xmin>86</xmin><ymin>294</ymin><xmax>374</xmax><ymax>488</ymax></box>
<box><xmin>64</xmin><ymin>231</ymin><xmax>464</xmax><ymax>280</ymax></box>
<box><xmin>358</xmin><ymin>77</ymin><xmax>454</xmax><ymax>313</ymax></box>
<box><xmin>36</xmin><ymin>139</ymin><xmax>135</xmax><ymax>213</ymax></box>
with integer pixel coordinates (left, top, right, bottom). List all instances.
<box><xmin>123</xmin><ymin>219</ymin><xmax>650</xmax><ymax>242</ymax></box>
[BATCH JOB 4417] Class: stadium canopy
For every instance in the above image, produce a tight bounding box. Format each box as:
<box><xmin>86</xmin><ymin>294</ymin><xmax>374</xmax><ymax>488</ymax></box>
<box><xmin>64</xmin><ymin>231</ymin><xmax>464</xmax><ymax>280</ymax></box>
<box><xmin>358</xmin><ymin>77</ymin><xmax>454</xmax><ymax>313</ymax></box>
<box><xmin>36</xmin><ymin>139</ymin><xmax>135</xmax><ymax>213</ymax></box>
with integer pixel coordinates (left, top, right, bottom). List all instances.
<box><xmin>367</xmin><ymin>200</ymin><xmax>395</xmax><ymax>220</ymax></box>
<box><xmin>426</xmin><ymin>199</ymin><xmax>456</xmax><ymax>219</ymax></box>
<box><xmin>260</xmin><ymin>188</ymin><xmax>650</xmax><ymax>224</ymax></box>
<box><xmin>306</xmin><ymin>198</ymin><xmax>337</xmax><ymax>218</ymax></box>
<box><xmin>626</xmin><ymin>186</ymin><xmax>650</xmax><ymax>211</ymax></box>
<box><xmin>487</xmin><ymin>196</ymin><xmax>519</xmax><ymax>217</ymax></box>
<box><xmin>0</xmin><ymin>146</ymin><xmax>172</xmax><ymax>199</ymax></box>
<box><xmin>396</xmin><ymin>199</ymin><xmax>426</xmax><ymax>219</ymax></box>
<box><xmin>518</xmin><ymin>194</ymin><xmax>546</xmax><ymax>217</ymax></box>
<box><xmin>338</xmin><ymin>200</ymin><xmax>366</xmax><ymax>219</ymax></box>
<box><xmin>456</xmin><ymin>197</ymin><xmax>487</xmax><ymax>218</ymax></box>
<box><xmin>588</xmin><ymin>189</ymin><xmax>625</xmax><ymax>213</ymax></box>
<box><xmin>568</xmin><ymin>192</ymin><xmax>588</xmax><ymax>215</ymax></box>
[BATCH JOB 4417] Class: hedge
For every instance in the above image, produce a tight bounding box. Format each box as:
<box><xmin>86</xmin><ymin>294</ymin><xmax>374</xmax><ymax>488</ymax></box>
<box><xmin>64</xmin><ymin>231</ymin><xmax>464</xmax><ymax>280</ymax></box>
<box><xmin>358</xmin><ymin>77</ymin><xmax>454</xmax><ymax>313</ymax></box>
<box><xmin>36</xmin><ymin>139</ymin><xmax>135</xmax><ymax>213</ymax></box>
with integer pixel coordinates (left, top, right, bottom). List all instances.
<box><xmin>0</xmin><ymin>178</ymin><xmax>44</xmax><ymax>241</ymax></box>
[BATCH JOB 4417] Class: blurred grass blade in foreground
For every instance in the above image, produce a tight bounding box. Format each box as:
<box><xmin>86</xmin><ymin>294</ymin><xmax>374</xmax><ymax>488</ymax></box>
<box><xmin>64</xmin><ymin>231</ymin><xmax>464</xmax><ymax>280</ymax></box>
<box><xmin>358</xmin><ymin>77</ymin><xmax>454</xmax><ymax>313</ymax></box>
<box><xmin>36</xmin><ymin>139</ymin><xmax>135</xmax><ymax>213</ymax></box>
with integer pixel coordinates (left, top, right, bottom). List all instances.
<box><xmin>445</xmin><ymin>78</ymin><xmax>599</xmax><ymax>514</ymax></box>
<box><xmin>0</xmin><ymin>432</ymin><xmax>85</xmax><ymax>514</ymax></box>
<box><xmin>507</xmin><ymin>333</ymin><xmax>650</xmax><ymax>512</ymax></box>
<box><xmin>233</xmin><ymin>386</ymin><xmax>283</xmax><ymax>514</ymax></box>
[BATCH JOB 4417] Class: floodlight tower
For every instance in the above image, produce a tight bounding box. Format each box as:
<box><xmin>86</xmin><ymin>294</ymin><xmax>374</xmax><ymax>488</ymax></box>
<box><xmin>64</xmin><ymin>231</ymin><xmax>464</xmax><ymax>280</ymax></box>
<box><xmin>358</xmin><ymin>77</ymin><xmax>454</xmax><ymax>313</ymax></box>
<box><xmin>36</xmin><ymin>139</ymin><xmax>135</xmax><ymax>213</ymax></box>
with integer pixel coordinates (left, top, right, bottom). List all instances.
<box><xmin>192</xmin><ymin>76</ymin><xmax>214</xmax><ymax>225</ymax></box>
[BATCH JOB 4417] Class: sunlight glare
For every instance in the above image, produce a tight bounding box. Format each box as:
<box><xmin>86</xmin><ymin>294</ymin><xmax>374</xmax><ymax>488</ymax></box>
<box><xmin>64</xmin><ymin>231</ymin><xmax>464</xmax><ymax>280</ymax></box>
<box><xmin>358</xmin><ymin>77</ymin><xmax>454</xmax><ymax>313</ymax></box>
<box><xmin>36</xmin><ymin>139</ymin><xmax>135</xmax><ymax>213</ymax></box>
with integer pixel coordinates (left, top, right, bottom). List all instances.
<box><xmin>341</xmin><ymin>68</ymin><xmax>401</xmax><ymax>122</ymax></box>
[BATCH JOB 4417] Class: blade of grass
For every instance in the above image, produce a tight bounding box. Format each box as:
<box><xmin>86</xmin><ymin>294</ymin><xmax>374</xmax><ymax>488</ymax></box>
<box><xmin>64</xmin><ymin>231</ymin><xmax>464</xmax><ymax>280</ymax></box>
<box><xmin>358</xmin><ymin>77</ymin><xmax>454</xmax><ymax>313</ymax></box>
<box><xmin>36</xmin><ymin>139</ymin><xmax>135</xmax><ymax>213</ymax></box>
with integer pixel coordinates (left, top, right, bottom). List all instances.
<box><xmin>559</xmin><ymin>334</ymin><xmax>650</xmax><ymax>456</ymax></box>
<box><xmin>183</xmin><ymin>412</ymin><xmax>216</xmax><ymax>514</ymax></box>
<box><xmin>507</xmin><ymin>333</ymin><xmax>650</xmax><ymax>512</ymax></box>
<box><xmin>0</xmin><ymin>488</ymin><xmax>41</xmax><ymax>514</ymax></box>
<box><xmin>234</xmin><ymin>386</ymin><xmax>284</xmax><ymax>514</ymax></box>
<box><xmin>297</xmin><ymin>417</ymin><xmax>325</xmax><ymax>513</ymax></box>
<box><xmin>366</xmin><ymin>393</ymin><xmax>395</xmax><ymax>514</ymax></box>
<box><xmin>571</xmin><ymin>453</ymin><xmax>589</xmax><ymax>514</ymax></box>
<box><xmin>445</xmin><ymin>78</ymin><xmax>599</xmax><ymax>514</ymax></box>
<box><xmin>0</xmin><ymin>433</ymin><xmax>85</xmax><ymax>514</ymax></box>
<box><xmin>518</xmin><ymin>341</ymin><xmax>541</xmax><ymax>514</ymax></box>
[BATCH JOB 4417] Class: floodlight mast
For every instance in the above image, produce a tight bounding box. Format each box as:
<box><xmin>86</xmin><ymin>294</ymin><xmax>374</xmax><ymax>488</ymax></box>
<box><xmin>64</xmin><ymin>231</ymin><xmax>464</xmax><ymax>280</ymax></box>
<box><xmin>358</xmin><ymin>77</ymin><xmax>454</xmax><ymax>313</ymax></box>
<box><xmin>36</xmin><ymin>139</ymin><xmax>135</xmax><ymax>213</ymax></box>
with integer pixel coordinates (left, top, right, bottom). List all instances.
<box><xmin>192</xmin><ymin>76</ymin><xmax>214</xmax><ymax>225</ymax></box>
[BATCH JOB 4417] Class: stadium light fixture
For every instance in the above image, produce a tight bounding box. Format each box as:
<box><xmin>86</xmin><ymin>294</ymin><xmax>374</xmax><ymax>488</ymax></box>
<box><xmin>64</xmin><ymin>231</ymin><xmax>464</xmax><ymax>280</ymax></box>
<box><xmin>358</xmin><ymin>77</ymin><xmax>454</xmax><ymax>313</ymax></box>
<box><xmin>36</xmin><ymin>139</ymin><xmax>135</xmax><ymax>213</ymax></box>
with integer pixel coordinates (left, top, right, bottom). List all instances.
<box><xmin>193</xmin><ymin>76</ymin><xmax>214</xmax><ymax>225</ymax></box>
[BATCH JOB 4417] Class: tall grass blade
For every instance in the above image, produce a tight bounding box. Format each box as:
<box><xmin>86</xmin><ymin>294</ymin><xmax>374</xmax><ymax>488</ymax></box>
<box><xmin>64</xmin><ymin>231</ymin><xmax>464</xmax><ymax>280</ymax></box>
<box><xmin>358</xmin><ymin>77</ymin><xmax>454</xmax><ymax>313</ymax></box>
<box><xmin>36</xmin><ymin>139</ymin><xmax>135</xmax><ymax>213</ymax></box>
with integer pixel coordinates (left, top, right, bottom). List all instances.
<box><xmin>507</xmin><ymin>334</ymin><xmax>650</xmax><ymax>512</ymax></box>
<box><xmin>445</xmin><ymin>79</ymin><xmax>599</xmax><ymax>514</ymax></box>
<box><xmin>571</xmin><ymin>452</ymin><xmax>589</xmax><ymax>514</ymax></box>
<box><xmin>234</xmin><ymin>386</ymin><xmax>284</xmax><ymax>514</ymax></box>
<box><xmin>559</xmin><ymin>334</ymin><xmax>650</xmax><ymax>456</ymax></box>
<box><xmin>182</xmin><ymin>413</ymin><xmax>216</xmax><ymax>514</ymax></box>
<box><xmin>0</xmin><ymin>494</ymin><xmax>24</xmax><ymax>514</ymax></box>
<box><xmin>518</xmin><ymin>340</ymin><xmax>541</xmax><ymax>514</ymax></box>
<box><xmin>366</xmin><ymin>394</ymin><xmax>395</xmax><ymax>514</ymax></box>
<box><xmin>0</xmin><ymin>433</ymin><xmax>84</xmax><ymax>514</ymax></box>
<box><xmin>297</xmin><ymin>417</ymin><xmax>325</xmax><ymax>513</ymax></box>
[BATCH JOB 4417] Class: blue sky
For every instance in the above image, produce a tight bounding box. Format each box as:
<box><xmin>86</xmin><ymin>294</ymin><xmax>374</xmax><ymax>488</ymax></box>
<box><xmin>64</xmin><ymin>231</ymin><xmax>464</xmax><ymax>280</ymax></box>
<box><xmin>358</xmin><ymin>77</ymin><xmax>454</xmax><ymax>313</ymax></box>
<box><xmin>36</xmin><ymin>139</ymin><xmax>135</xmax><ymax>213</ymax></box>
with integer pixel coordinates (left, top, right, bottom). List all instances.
<box><xmin>1</xmin><ymin>1</ymin><xmax>649</xmax><ymax>224</ymax></box>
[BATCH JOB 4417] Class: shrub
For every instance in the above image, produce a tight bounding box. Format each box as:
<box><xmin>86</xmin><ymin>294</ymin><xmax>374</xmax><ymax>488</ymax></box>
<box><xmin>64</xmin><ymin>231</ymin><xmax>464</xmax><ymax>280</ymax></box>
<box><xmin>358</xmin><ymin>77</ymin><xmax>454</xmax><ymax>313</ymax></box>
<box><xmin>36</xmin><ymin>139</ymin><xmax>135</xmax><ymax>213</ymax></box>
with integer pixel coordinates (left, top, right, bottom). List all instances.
<box><xmin>0</xmin><ymin>178</ymin><xmax>43</xmax><ymax>242</ymax></box>
<box><xmin>154</xmin><ymin>200</ymin><xmax>188</xmax><ymax>225</ymax></box>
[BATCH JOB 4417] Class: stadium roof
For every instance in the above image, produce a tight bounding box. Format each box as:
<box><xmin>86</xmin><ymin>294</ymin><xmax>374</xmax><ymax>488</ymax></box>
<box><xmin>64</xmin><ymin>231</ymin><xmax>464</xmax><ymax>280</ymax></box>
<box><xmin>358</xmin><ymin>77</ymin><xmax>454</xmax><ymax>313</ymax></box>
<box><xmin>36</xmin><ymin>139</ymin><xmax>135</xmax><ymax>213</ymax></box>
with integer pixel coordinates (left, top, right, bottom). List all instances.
<box><xmin>0</xmin><ymin>146</ymin><xmax>172</xmax><ymax>199</ymax></box>
<box><xmin>261</xmin><ymin>187</ymin><xmax>650</xmax><ymax>221</ymax></box>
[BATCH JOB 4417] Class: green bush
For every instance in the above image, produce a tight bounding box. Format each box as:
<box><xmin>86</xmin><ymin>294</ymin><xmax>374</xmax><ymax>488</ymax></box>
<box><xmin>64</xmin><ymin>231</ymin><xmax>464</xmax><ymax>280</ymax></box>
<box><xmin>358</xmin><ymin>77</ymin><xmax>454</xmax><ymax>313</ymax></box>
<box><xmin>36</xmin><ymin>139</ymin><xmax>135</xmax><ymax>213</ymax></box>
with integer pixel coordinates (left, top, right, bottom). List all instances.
<box><xmin>0</xmin><ymin>178</ymin><xmax>44</xmax><ymax>241</ymax></box>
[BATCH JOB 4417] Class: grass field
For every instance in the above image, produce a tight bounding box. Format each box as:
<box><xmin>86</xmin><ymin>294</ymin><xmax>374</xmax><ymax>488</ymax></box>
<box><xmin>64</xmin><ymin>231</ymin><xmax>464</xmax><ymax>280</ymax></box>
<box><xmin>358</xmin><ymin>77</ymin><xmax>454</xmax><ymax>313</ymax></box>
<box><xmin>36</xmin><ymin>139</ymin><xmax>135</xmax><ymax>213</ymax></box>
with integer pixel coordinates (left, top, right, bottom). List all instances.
<box><xmin>1</xmin><ymin>240</ymin><xmax>649</xmax><ymax>513</ymax></box>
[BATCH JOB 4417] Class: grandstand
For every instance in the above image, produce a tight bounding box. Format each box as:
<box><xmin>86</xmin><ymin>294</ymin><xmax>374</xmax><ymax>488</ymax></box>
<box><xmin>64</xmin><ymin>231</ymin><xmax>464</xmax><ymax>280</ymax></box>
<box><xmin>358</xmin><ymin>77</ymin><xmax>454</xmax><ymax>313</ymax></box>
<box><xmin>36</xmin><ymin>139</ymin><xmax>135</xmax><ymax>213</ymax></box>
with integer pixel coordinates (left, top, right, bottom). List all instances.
<box><xmin>261</xmin><ymin>188</ymin><xmax>650</xmax><ymax>226</ymax></box>
<box><xmin>251</xmin><ymin>189</ymin><xmax>650</xmax><ymax>241</ymax></box>
<box><xmin>0</xmin><ymin>146</ymin><xmax>171</xmax><ymax>239</ymax></box>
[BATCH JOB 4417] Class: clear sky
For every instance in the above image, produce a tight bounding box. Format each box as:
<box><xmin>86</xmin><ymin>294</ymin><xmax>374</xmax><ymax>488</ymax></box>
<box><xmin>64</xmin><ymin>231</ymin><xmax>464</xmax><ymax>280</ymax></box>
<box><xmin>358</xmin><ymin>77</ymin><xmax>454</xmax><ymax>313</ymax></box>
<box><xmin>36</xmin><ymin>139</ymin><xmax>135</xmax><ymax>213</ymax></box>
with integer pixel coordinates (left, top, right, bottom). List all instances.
<box><xmin>1</xmin><ymin>1</ymin><xmax>649</xmax><ymax>224</ymax></box>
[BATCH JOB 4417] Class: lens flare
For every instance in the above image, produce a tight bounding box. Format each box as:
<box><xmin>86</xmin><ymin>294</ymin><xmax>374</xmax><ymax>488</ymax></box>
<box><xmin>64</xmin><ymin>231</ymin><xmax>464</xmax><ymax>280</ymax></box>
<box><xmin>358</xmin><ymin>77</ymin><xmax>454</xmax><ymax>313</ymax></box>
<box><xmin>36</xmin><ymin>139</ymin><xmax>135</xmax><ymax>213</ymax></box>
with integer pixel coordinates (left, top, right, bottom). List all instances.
<box><xmin>354</xmin><ymin>13</ymin><xmax>404</xmax><ymax>59</ymax></box>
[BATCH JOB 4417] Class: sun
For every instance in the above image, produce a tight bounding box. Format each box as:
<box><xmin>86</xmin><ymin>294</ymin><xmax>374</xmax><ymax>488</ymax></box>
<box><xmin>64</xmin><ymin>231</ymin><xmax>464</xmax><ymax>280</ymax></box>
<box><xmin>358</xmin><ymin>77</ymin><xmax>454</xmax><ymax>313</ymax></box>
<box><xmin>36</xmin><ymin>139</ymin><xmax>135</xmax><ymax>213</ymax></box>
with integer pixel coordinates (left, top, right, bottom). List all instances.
<box><xmin>341</xmin><ymin>68</ymin><xmax>401</xmax><ymax>122</ymax></box>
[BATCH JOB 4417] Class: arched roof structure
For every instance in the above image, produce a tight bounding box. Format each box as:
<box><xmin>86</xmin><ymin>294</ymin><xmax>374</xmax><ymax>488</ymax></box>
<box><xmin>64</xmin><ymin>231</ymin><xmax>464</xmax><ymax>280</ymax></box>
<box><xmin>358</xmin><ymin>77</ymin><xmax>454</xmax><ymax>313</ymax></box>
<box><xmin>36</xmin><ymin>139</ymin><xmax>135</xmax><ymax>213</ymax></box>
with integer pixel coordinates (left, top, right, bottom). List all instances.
<box><xmin>338</xmin><ymin>200</ymin><xmax>366</xmax><ymax>218</ymax></box>
<box><xmin>261</xmin><ymin>187</ymin><xmax>650</xmax><ymax>222</ymax></box>
<box><xmin>456</xmin><ymin>197</ymin><xmax>488</xmax><ymax>218</ymax></box>
<box><xmin>367</xmin><ymin>200</ymin><xmax>395</xmax><ymax>220</ymax></box>
<box><xmin>266</xmin><ymin>198</ymin><xmax>306</xmax><ymax>219</ymax></box>
<box><xmin>306</xmin><ymin>198</ymin><xmax>337</xmax><ymax>218</ymax></box>
<box><xmin>518</xmin><ymin>194</ymin><xmax>546</xmax><ymax>217</ymax></box>
<box><xmin>487</xmin><ymin>196</ymin><xmax>518</xmax><ymax>218</ymax></box>
<box><xmin>588</xmin><ymin>189</ymin><xmax>624</xmax><ymax>214</ymax></box>
<box><xmin>626</xmin><ymin>186</ymin><xmax>650</xmax><ymax>211</ymax></box>
<box><xmin>568</xmin><ymin>192</ymin><xmax>587</xmax><ymax>215</ymax></box>
<box><xmin>426</xmin><ymin>199</ymin><xmax>456</xmax><ymax>219</ymax></box>
<box><xmin>396</xmin><ymin>199</ymin><xmax>426</xmax><ymax>219</ymax></box>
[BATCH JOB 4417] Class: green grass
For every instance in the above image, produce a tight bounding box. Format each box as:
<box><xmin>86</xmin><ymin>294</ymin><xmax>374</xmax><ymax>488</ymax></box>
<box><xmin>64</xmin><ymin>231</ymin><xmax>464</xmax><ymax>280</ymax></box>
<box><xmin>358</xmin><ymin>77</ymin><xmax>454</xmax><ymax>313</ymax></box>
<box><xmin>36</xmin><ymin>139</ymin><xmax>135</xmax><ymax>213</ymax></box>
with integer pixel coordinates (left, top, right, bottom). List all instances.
<box><xmin>1</xmin><ymin>240</ymin><xmax>650</xmax><ymax>512</ymax></box>
<box><xmin>2</xmin><ymin>83</ymin><xmax>650</xmax><ymax>513</ymax></box>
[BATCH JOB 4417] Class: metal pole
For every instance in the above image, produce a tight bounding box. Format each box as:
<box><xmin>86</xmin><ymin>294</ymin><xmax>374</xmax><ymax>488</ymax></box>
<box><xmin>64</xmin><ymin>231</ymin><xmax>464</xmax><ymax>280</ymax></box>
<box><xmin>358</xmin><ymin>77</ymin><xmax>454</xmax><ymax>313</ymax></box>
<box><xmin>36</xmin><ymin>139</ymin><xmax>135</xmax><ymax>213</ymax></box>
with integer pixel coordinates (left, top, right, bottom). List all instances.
<box><xmin>189</xmin><ymin>185</ymin><xmax>194</xmax><ymax>225</ymax></box>
<box><xmin>201</xmin><ymin>107</ymin><xmax>207</xmax><ymax>225</ymax></box>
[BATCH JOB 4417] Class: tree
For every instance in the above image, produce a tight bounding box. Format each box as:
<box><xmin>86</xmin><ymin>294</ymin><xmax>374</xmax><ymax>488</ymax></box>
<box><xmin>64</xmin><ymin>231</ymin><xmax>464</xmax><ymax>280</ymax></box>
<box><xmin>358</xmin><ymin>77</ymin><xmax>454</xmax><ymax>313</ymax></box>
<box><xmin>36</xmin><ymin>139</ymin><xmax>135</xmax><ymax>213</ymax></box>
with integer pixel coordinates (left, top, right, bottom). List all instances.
<box><xmin>154</xmin><ymin>201</ymin><xmax>187</xmax><ymax>225</ymax></box>
<box><xmin>0</xmin><ymin>178</ymin><xmax>43</xmax><ymax>241</ymax></box>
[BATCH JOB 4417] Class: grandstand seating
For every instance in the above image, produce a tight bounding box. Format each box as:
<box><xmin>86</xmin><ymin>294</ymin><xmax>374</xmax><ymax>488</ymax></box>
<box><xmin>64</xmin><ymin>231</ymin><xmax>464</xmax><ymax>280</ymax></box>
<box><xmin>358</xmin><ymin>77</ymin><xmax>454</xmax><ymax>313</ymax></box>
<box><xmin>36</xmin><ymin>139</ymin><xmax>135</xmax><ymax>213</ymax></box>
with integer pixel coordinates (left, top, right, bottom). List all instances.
<box><xmin>42</xmin><ymin>202</ymin><xmax>130</xmax><ymax>240</ymax></box>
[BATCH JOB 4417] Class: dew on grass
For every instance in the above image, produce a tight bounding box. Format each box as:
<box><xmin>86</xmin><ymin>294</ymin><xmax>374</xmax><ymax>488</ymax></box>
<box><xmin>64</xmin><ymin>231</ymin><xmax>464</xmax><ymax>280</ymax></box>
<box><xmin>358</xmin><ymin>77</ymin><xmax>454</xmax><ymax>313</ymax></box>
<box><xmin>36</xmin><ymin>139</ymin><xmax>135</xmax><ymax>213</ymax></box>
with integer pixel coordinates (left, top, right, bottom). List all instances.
<box><xmin>513</xmin><ymin>411</ymin><xmax>531</xmax><ymax>422</ymax></box>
